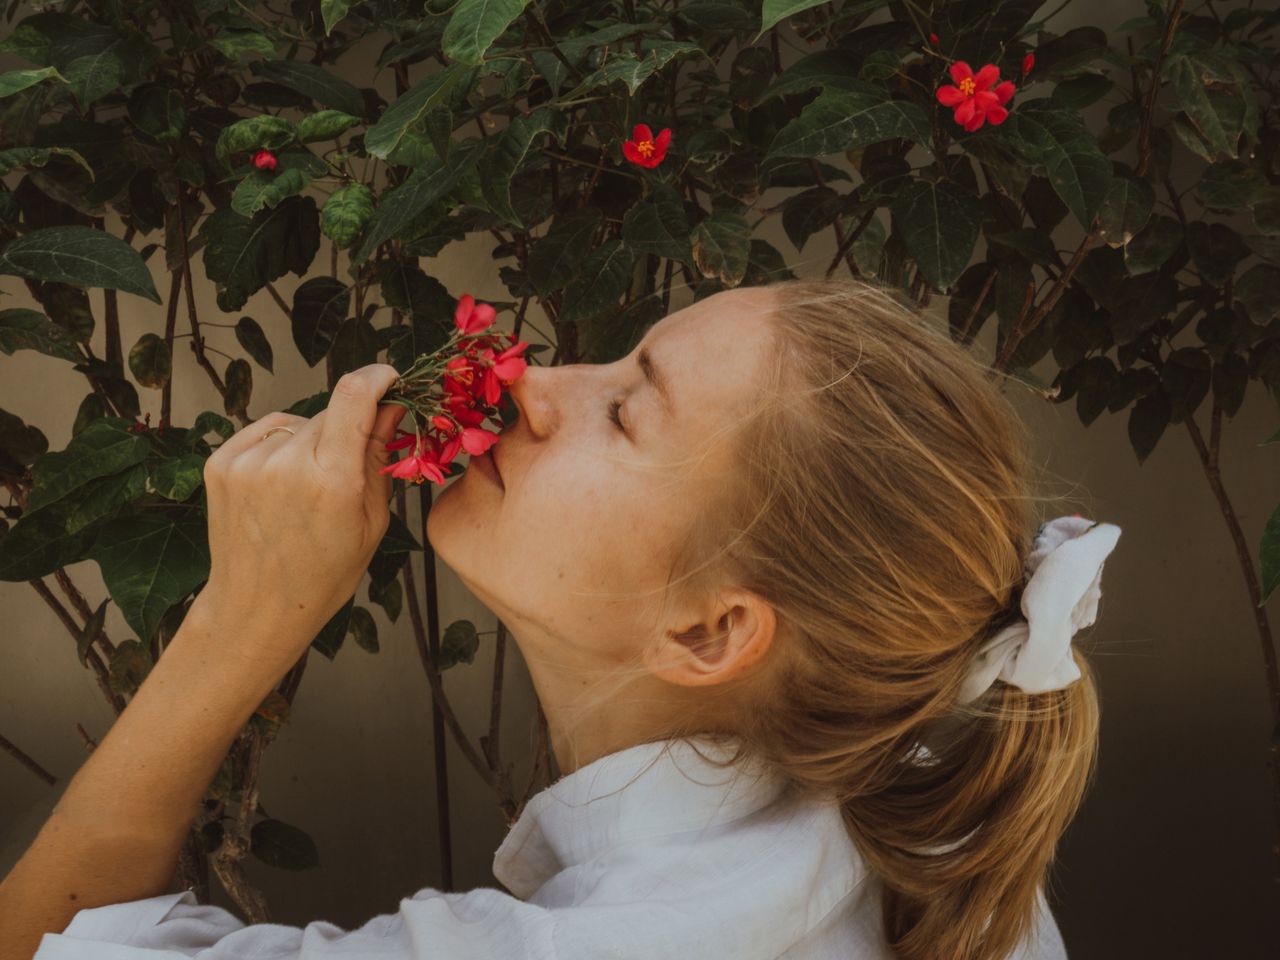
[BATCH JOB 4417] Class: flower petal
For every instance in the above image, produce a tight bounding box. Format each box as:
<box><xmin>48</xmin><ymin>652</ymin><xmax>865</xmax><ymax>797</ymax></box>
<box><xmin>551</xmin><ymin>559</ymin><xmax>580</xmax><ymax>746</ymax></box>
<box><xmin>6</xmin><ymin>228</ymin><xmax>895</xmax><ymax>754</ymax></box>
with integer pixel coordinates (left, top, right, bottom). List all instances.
<box><xmin>974</xmin><ymin>64</ymin><xmax>1000</xmax><ymax>90</ymax></box>
<box><xmin>936</xmin><ymin>85</ymin><xmax>965</xmax><ymax>106</ymax></box>
<box><xmin>623</xmin><ymin>141</ymin><xmax>643</xmax><ymax>164</ymax></box>
<box><xmin>973</xmin><ymin>90</ymin><xmax>999</xmax><ymax>109</ymax></box>
<box><xmin>949</xmin><ymin>61</ymin><xmax>973</xmax><ymax>85</ymax></box>
<box><xmin>654</xmin><ymin>127</ymin><xmax>672</xmax><ymax>151</ymax></box>
<box><xmin>632</xmin><ymin>123</ymin><xmax>653</xmax><ymax>143</ymax></box>
<box><xmin>964</xmin><ymin>113</ymin><xmax>986</xmax><ymax>132</ymax></box>
<box><xmin>993</xmin><ymin>80</ymin><xmax>1016</xmax><ymax>105</ymax></box>
<box><xmin>954</xmin><ymin>99</ymin><xmax>977</xmax><ymax>126</ymax></box>
<box><xmin>986</xmin><ymin>105</ymin><xmax>1009</xmax><ymax>126</ymax></box>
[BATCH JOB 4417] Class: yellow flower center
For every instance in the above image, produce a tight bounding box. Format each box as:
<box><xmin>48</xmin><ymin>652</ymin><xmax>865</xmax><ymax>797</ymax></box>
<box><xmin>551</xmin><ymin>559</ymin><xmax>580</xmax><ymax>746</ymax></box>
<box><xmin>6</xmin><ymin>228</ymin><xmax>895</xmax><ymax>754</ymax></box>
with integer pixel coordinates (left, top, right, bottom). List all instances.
<box><xmin>959</xmin><ymin>77</ymin><xmax>976</xmax><ymax>96</ymax></box>
<box><xmin>636</xmin><ymin>139</ymin><xmax>654</xmax><ymax>157</ymax></box>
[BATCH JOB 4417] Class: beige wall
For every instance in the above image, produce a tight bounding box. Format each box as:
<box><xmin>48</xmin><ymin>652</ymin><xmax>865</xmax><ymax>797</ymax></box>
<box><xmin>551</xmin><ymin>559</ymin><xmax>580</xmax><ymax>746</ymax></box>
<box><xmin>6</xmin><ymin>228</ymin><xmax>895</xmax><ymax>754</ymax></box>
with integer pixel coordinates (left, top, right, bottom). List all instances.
<box><xmin>3</xmin><ymin>3</ymin><xmax>1280</xmax><ymax>956</ymax></box>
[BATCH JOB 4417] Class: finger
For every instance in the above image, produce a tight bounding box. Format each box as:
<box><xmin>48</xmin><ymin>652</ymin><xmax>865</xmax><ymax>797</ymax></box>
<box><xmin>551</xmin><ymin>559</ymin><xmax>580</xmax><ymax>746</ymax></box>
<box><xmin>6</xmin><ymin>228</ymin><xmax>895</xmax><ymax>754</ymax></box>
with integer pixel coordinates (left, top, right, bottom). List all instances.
<box><xmin>316</xmin><ymin>364</ymin><xmax>403</xmax><ymax>490</ymax></box>
<box><xmin>368</xmin><ymin>400</ymin><xmax>409</xmax><ymax>502</ymax></box>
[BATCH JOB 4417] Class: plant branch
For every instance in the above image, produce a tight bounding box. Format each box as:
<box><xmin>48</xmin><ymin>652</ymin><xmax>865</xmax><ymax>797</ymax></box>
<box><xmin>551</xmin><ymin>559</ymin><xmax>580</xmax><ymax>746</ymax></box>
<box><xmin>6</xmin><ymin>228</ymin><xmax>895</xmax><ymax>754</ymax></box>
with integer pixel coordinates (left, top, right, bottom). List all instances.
<box><xmin>1136</xmin><ymin>0</ymin><xmax>1185</xmax><ymax>178</ymax></box>
<box><xmin>0</xmin><ymin>733</ymin><xmax>57</xmax><ymax>787</ymax></box>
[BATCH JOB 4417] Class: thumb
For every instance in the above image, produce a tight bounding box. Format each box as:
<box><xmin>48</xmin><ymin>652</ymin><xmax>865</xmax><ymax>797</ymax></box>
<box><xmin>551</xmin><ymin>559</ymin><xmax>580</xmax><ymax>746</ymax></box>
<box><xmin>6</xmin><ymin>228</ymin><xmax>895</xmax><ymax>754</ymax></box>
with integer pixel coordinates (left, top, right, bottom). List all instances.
<box><xmin>367</xmin><ymin>402</ymin><xmax>409</xmax><ymax>494</ymax></box>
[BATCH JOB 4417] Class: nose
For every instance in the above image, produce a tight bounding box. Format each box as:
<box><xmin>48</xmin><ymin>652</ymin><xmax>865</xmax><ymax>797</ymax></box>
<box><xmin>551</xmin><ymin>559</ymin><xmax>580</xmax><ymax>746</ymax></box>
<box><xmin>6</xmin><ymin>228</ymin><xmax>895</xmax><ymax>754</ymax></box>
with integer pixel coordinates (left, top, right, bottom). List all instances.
<box><xmin>505</xmin><ymin>363</ymin><xmax>560</xmax><ymax>439</ymax></box>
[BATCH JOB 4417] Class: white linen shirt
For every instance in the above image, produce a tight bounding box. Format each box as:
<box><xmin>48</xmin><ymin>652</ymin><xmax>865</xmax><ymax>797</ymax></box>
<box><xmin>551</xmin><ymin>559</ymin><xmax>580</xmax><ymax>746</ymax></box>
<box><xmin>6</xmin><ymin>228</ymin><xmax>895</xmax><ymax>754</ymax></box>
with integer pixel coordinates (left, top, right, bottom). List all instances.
<box><xmin>33</xmin><ymin>735</ymin><xmax>1068</xmax><ymax>959</ymax></box>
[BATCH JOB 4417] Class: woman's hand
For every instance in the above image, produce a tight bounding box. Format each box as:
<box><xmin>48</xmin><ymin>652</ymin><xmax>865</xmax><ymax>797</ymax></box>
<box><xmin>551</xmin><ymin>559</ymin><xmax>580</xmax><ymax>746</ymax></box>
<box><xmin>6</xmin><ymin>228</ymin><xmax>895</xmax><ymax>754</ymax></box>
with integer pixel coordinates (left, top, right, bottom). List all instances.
<box><xmin>197</xmin><ymin>364</ymin><xmax>408</xmax><ymax>668</ymax></box>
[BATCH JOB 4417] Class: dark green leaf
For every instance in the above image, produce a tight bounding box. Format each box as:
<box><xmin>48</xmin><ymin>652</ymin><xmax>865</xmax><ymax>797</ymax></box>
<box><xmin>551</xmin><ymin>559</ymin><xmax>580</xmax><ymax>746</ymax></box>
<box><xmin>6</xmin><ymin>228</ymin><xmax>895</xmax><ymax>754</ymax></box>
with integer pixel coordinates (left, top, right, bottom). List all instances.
<box><xmin>150</xmin><ymin>453</ymin><xmax>206</xmax><ymax>501</ymax></box>
<box><xmin>329</xmin><ymin>317</ymin><xmax>378</xmax><ymax>378</ymax></box>
<box><xmin>88</xmin><ymin>510</ymin><xmax>209</xmax><ymax>644</ymax></box>
<box><xmin>250</xmin><ymin>818</ymin><xmax>320</xmax><ymax>871</ymax></box>
<box><xmin>766</xmin><ymin>90</ymin><xmax>931</xmax><ymax>161</ymax></box>
<box><xmin>249</xmin><ymin>60</ymin><xmax>365</xmax><ymax>117</ymax></box>
<box><xmin>291</xmin><ymin>276</ymin><xmax>350</xmax><ymax>368</ymax></box>
<box><xmin>559</xmin><ymin>241</ymin><xmax>636</xmax><ymax>325</ymax></box>
<box><xmin>1262</xmin><ymin>503</ymin><xmax>1280</xmax><ymax>605</ymax></box>
<box><xmin>224</xmin><ymin>359</ymin><xmax>252</xmax><ymax>418</ymax></box>
<box><xmin>1165</xmin><ymin>55</ymin><xmax>1235</xmax><ymax>158</ymax></box>
<box><xmin>199</xmin><ymin>196</ymin><xmax>321</xmax><ymax>312</ymax></box>
<box><xmin>0</xmin><ymin>307</ymin><xmax>82</xmax><ymax>362</ymax></box>
<box><xmin>889</xmin><ymin>179</ymin><xmax>983</xmax><ymax>292</ymax></box>
<box><xmin>27</xmin><ymin>417</ymin><xmax>149</xmax><ymax>513</ymax></box>
<box><xmin>349</xmin><ymin>605</ymin><xmax>378</xmax><ymax>653</ymax></box>
<box><xmin>72</xmin><ymin>394</ymin><xmax>107</xmax><ymax>438</ymax></box>
<box><xmin>1212</xmin><ymin>353</ymin><xmax>1249</xmax><ymax>418</ymax></box>
<box><xmin>479</xmin><ymin>107</ymin><xmax>568</xmax><ymax>228</ymax></box>
<box><xmin>440</xmin><ymin>618</ymin><xmax>480</xmax><ymax>670</ymax></box>
<box><xmin>368</xmin><ymin>575</ymin><xmax>402</xmax><ymax>623</ymax></box>
<box><xmin>128</xmin><ymin>333</ymin><xmax>171</xmax><ymax>389</ymax></box>
<box><xmin>186</xmin><ymin>410</ymin><xmax>235</xmax><ymax>447</ymax></box>
<box><xmin>528</xmin><ymin>208</ymin><xmax>603</xmax><ymax>296</ymax></box>
<box><xmin>365</xmin><ymin>63</ymin><xmax>471</xmax><ymax>159</ymax></box>
<box><xmin>1096</xmin><ymin>175</ymin><xmax>1154</xmax><ymax>248</ymax></box>
<box><xmin>443</xmin><ymin>0</ymin><xmax>532</xmax><ymax>66</ymax></box>
<box><xmin>0</xmin><ymin>407</ymin><xmax>48</xmax><ymax>468</ymax></box>
<box><xmin>311</xmin><ymin>594</ymin><xmax>354</xmax><ymax>659</ymax></box>
<box><xmin>67</xmin><ymin>463</ymin><xmax>147</xmax><ymax>533</ymax></box>
<box><xmin>691</xmin><ymin>211</ymin><xmax>751</xmax><ymax>288</ymax></box>
<box><xmin>1128</xmin><ymin>389</ymin><xmax>1170</xmax><ymax>464</ymax></box>
<box><xmin>234</xmin><ymin>316</ymin><xmax>274</xmax><ymax>373</ymax></box>
<box><xmin>781</xmin><ymin>187</ymin><xmax>840</xmax><ymax>254</ymax></box>
<box><xmin>1124</xmin><ymin>215</ymin><xmax>1182</xmax><ymax>275</ymax></box>
<box><xmin>1195</xmin><ymin>160</ymin><xmax>1266</xmax><ymax>211</ymax></box>
<box><xmin>621</xmin><ymin>185</ymin><xmax>691</xmax><ymax>261</ymax></box>
<box><xmin>0</xmin><ymin>225</ymin><xmax>161</xmax><ymax>303</ymax></box>
<box><xmin>998</xmin><ymin>102</ymin><xmax>1112</xmax><ymax>230</ymax></box>
<box><xmin>1160</xmin><ymin>347</ymin><xmax>1211</xmax><ymax>423</ymax></box>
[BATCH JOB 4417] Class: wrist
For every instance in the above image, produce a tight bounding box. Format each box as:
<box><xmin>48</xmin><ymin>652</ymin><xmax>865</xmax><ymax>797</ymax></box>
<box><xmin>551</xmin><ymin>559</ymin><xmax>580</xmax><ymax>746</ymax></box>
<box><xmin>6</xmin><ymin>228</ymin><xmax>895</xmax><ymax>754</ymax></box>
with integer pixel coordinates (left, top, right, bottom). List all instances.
<box><xmin>181</xmin><ymin>588</ymin><xmax>313</xmax><ymax>685</ymax></box>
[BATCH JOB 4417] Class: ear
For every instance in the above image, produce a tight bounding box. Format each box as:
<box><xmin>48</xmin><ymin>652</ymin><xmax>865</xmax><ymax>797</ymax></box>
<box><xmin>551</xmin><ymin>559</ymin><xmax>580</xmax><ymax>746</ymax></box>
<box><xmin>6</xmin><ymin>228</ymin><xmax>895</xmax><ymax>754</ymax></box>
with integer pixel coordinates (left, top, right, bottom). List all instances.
<box><xmin>646</xmin><ymin>590</ymin><xmax>776</xmax><ymax>687</ymax></box>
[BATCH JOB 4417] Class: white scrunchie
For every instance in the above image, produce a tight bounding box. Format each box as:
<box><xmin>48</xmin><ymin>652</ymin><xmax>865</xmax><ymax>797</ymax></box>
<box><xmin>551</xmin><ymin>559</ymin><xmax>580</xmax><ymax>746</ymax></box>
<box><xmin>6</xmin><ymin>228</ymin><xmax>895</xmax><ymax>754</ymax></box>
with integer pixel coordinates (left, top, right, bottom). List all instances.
<box><xmin>957</xmin><ymin>515</ymin><xmax>1123</xmax><ymax>704</ymax></box>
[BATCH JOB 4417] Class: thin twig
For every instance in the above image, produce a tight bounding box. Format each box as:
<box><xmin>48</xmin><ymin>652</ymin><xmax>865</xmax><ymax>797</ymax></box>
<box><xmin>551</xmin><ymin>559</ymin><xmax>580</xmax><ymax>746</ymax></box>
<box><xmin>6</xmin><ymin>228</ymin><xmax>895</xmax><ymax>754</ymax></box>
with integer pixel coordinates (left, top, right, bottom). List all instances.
<box><xmin>0</xmin><ymin>732</ymin><xmax>57</xmax><ymax>787</ymax></box>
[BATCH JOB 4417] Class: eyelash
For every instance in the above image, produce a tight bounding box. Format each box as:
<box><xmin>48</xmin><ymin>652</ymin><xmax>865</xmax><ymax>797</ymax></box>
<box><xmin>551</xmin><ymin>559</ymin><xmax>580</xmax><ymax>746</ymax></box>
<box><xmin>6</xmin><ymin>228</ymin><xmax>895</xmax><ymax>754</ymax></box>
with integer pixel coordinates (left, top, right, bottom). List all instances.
<box><xmin>607</xmin><ymin>398</ymin><xmax>625</xmax><ymax>432</ymax></box>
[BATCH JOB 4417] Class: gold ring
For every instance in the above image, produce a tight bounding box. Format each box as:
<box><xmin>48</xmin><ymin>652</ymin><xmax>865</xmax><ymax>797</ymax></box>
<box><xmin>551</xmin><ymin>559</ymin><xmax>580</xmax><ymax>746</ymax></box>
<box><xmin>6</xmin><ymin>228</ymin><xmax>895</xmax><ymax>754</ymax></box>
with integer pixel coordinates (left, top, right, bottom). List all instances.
<box><xmin>260</xmin><ymin>426</ymin><xmax>296</xmax><ymax>441</ymax></box>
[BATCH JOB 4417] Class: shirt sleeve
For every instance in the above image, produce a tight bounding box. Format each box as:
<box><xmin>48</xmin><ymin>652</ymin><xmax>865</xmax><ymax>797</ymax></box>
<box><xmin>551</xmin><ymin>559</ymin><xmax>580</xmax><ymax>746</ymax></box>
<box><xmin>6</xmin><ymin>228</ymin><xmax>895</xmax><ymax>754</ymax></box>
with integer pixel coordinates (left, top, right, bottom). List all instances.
<box><xmin>33</xmin><ymin>886</ymin><xmax>558</xmax><ymax>960</ymax></box>
<box><xmin>1006</xmin><ymin>886</ymin><xmax>1068</xmax><ymax>960</ymax></box>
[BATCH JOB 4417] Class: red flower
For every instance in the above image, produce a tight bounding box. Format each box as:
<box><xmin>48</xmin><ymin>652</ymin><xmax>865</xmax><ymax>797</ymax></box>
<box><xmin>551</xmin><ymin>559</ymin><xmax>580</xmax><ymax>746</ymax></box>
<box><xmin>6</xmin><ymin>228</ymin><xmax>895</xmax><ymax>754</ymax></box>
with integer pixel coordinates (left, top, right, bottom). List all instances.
<box><xmin>454</xmin><ymin>293</ymin><xmax>496</xmax><ymax>335</ymax></box>
<box><xmin>252</xmin><ymin>149</ymin><xmax>278</xmax><ymax>171</ymax></box>
<box><xmin>935</xmin><ymin>62</ymin><xmax>1016</xmax><ymax>132</ymax></box>
<box><xmin>622</xmin><ymin>123</ymin><xmax>671</xmax><ymax>168</ymax></box>
<box><xmin>928</xmin><ymin>32</ymin><xmax>940</xmax><ymax>46</ymax></box>
<box><xmin>1022</xmin><ymin>52</ymin><xmax>1035</xmax><ymax>76</ymax></box>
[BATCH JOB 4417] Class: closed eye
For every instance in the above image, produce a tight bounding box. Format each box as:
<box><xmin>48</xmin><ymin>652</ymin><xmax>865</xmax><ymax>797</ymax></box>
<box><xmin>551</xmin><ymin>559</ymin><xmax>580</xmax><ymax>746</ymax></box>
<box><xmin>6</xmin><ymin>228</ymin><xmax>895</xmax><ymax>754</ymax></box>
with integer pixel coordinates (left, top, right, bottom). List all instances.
<box><xmin>607</xmin><ymin>398</ymin><xmax>626</xmax><ymax>433</ymax></box>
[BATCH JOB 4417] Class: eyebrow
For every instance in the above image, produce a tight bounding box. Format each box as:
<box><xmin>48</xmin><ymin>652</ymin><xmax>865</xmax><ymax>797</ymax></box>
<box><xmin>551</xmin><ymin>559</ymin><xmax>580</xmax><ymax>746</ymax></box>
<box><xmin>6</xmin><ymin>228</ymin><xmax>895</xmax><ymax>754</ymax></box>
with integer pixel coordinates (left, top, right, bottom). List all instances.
<box><xmin>638</xmin><ymin>344</ymin><xmax>674</xmax><ymax>421</ymax></box>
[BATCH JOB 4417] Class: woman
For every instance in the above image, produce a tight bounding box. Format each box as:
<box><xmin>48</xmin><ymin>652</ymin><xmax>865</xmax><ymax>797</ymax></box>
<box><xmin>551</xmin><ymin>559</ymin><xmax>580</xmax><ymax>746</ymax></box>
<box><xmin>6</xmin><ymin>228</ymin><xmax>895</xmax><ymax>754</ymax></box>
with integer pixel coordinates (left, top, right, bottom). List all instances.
<box><xmin>0</xmin><ymin>277</ymin><xmax>1120</xmax><ymax>960</ymax></box>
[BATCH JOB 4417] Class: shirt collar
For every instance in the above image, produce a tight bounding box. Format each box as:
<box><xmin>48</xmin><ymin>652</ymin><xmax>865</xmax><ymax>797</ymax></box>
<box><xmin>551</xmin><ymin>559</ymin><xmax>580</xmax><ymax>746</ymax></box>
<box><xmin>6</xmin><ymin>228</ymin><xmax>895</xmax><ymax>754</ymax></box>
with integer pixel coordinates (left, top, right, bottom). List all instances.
<box><xmin>492</xmin><ymin>734</ymin><xmax>789</xmax><ymax>899</ymax></box>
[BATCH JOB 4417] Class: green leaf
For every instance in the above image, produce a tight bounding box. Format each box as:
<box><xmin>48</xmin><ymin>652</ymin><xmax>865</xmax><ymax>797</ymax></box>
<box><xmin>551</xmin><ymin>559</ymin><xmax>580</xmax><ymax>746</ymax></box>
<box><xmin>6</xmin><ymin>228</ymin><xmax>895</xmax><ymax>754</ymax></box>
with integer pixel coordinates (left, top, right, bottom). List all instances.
<box><xmin>230</xmin><ymin>163</ymin><xmax>315</xmax><ymax>218</ymax></box>
<box><xmin>559</xmin><ymin>241</ymin><xmax>636</xmax><ymax>325</ymax></box>
<box><xmin>72</xmin><ymin>394</ymin><xmax>107</xmax><ymax>438</ymax></box>
<box><xmin>621</xmin><ymin>185</ymin><xmax>691</xmax><ymax>261</ymax></box>
<box><xmin>67</xmin><ymin>463</ymin><xmax>147</xmax><ymax>534</ymax></box>
<box><xmin>380</xmin><ymin>511</ymin><xmax>424</xmax><ymax>554</ymax></box>
<box><xmin>889</xmin><ymin>179</ymin><xmax>983</xmax><ymax>292</ymax></box>
<box><xmin>1124</xmin><ymin>215</ymin><xmax>1182</xmax><ymax>275</ymax></box>
<box><xmin>320</xmin><ymin>182</ymin><xmax>374</xmax><ymax>251</ymax></box>
<box><xmin>321</xmin><ymin>0</ymin><xmax>354</xmax><ymax>37</ymax></box>
<box><xmin>1262</xmin><ymin>502</ymin><xmax>1280</xmax><ymax>605</ymax></box>
<box><xmin>365</xmin><ymin>64</ymin><xmax>471</xmax><ymax>160</ymax></box>
<box><xmin>291</xmin><ymin>276</ymin><xmax>351</xmax><ymax>368</ymax></box>
<box><xmin>440</xmin><ymin>619</ymin><xmax>480</xmax><ymax>670</ymax></box>
<box><xmin>296</xmin><ymin>109</ymin><xmax>361</xmax><ymax>143</ymax></box>
<box><xmin>0</xmin><ymin>307</ymin><xmax>82</xmax><ymax>362</ymax></box>
<box><xmin>377</xmin><ymin>263</ymin><xmax>455</xmax><ymax>373</ymax></box>
<box><xmin>0</xmin><ymin>225</ymin><xmax>160</xmax><ymax>303</ymax></box>
<box><xmin>1165</xmin><ymin>55</ymin><xmax>1236</xmax><ymax>159</ymax></box>
<box><xmin>998</xmin><ymin>102</ymin><xmax>1112</xmax><ymax>230</ymax></box>
<box><xmin>235</xmin><ymin>316</ymin><xmax>274</xmax><ymax>373</ymax></box>
<box><xmin>0</xmin><ymin>497</ymin><xmax>101</xmax><ymax>581</ymax></box>
<box><xmin>443</xmin><ymin>0</ymin><xmax>532</xmax><ymax>66</ymax></box>
<box><xmin>76</xmin><ymin>597</ymin><xmax>108</xmax><ymax>667</ymax></box>
<box><xmin>209</xmin><ymin>28</ymin><xmax>276</xmax><ymax>61</ymax></box>
<box><xmin>311</xmin><ymin>594</ymin><xmax>354</xmax><ymax>659</ymax></box>
<box><xmin>214</xmin><ymin>115</ymin><xmax>295</xmax><ymax>171</ymax></box>
<box><xmin>0</xmin><ymin>408</ymin><xmax>48</xmax><ymax>469</ymax></box>
<box><xmin>27</xmin><ymin>418</ymin><xmax>149</xmax><ymax>513</ymax></box>
<box><xmin>224</xmin><ymin>359</ymin><xmax>252</xmax><ymax>418</ymax></box>
<box><xmin>765</xmin><ymin>89</ymin><xmax>931</xmax><ymax>161</ymax></box>
<box><xmin>149</xmin><ymin>453</ymin><xmax>206</xmax><ymax>501</ymax></box>
<box><xmin>88</xmin><ymin>510</ymin><xmax>210</xmax><ymax>645</ymax></box>
<box><xmin>329</xmin><ymin>317</ymin><xmax>378</xmax><ymax>378</ymax></box>
<box><xmin>0</xmin><ymin>65</ymin><xmax>66</xmax><ymax>98</ymax></box>
<box><xmin>1211</xmin><ymin>353</ymin><xmax>1249</xmax><ymax>417</ymax></box>
<box><xmin>691</xmin><ymin>211</ymin><xmax>751</xmax><ymax>288</ymax></box>
<box><xmin>528</xmin><ymin>208</ymin><xmax>603</xmax><ymax>296</ymax></box>
<box><xmin>250</xmin><ymin>818</ymin><xmax>320</xmax><ymax>871</ymax></box>
<box><xmin>781</xmin><ymin>187</ymin><xmax>840</xmax><ymax>254</ymax></box>
<box><xmin>128</xmin><ymin>333</ymin><xmax>171</xmax><ymax>389</ymax></box>
<box><xmin>758</xmin><ymin>0</ymin><xmax>845</xmax><ymax>36</ymax></box>
<box><xmin>1160</xmin><ymin>347</ymin><xmax>1211</xmax><ymax>424</ymax></box>
<box><xmin>349</xmin><ymin>605</ymin><xmax>378</xmax><ymax>653</ymax></box>
<box><xmin>1195</xmin><ymin>160</ymin><xmax>1265</xmax><ymax>212</ymax></box>
<box><xmin>350</xmin><ymin>140</ymin><xmax>483</xmax><ymax>265</ymax></box>
<box><xmin>1096</xmin><ymin>175</ymin><xmax>1154</xmax><ymax>248</ymax></box>
<box><xmin>249</xmin><ymin>60</ymin><xmax>365</xmax><ymax>117</ymax></box>
<box><xmin>199</xmin><ymin>196</ymin><xmax>321</xmax><ymax>313</ymax></box>
<box><xmin>479</xmin><ymin>107</ymin><xmax>569</xmax><ymax>228</ymax></box>
<box><xmin>753</xmin><ymin>51</ymin><xmax>867</xmax><ymax>106</ymax></box>
<box><xmin>368</xmin><ymin>576</ymin><xmax>402</xmax><ymax>623</ymax></box>
<box><xmin>107</xmin><ymin>640</ymin><xmax>151</xmax><ymax>696</ymax></box>
<box><xmin>185</xmin><ymin>410</ymin><xmax>234</xmax><ymax>447</ymax></box>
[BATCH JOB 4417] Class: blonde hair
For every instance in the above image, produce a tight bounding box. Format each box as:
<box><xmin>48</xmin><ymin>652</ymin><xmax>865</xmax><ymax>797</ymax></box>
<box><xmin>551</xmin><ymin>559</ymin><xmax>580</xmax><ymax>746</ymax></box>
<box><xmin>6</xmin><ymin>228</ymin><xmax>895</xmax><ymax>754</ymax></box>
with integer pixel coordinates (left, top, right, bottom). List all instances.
<box><xmin>556</xmin><ymin>275</ymin><xmax>1101</xmax><ymax>960</ymax></box>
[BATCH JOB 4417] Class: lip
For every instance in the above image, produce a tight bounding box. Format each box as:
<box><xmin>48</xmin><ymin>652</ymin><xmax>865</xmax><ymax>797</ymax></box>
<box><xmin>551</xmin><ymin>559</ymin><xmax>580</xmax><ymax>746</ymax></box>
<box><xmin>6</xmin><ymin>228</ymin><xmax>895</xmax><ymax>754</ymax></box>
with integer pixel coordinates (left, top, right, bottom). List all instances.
<box><xmin>470</xmin><ymin>449</ymin><xmax>504</xmax><ymax>491</ymax></box>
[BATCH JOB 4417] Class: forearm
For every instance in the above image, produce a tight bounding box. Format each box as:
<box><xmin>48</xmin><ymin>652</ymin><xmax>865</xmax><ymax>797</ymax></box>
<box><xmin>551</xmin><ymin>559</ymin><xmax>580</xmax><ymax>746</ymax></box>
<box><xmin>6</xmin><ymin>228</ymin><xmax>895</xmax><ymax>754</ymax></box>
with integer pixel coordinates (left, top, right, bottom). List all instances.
<box><xmin>0</xmin><ymin>595</ymin><xmax>302</xmax><ymax>960</ymax></box>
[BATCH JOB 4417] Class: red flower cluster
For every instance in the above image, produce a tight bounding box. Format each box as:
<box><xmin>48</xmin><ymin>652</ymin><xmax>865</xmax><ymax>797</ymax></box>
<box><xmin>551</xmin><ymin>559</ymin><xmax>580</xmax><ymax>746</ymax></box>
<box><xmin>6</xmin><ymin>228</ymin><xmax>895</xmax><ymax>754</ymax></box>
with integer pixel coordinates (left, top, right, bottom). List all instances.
<box><xmin>622</xmin><ymin>123</ymin><xmax>672</xmax><ymax>168</ymax></box>
<box><xmin>253</xmin><ymin>149</ymin><xmax>278</xmax><ymax>171</ymax></box>
<box><xmin>379</xmin><ymin>294</ymin><xmax>529</xmax><ymax>487</ymax></box>
<box><xmin>935</xmin><ymin>61</ymin><xmax>1016</xmax><ymax>132</ymax></box>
